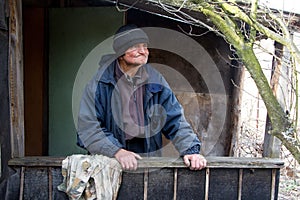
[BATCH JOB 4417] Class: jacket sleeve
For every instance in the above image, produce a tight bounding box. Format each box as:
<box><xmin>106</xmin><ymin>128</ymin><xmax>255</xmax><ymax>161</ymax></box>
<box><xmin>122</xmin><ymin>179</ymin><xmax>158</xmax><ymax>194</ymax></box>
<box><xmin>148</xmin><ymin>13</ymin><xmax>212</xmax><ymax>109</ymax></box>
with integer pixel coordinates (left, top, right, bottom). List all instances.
<box><xmin>77</xmin><ymin>79</ymin><xmax>122</xmax><ymax>158</ymax></box>
<box><xmin>160</xmin><ymin>86</ymin><xmax>201</xmax><ymax>156</ymax></box>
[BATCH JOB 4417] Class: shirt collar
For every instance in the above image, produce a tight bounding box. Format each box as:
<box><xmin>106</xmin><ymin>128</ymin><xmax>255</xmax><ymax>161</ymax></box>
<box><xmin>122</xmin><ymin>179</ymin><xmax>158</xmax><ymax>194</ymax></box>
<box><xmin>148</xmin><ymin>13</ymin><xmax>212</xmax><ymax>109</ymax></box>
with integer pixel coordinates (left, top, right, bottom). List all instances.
<box><xmin>115</xmin><ymin>61</ymin><xmax>148</xmax><ymax>85</ymax></box>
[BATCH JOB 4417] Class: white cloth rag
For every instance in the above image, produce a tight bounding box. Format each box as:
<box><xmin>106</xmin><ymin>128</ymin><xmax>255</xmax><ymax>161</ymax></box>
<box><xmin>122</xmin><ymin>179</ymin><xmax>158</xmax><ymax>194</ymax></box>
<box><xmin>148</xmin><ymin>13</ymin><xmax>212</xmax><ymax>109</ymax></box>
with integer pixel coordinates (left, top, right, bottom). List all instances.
<box><xmin>58</xmin><ymin>154</ymin><xmax>122</xmax><ymax>200</ymax></box>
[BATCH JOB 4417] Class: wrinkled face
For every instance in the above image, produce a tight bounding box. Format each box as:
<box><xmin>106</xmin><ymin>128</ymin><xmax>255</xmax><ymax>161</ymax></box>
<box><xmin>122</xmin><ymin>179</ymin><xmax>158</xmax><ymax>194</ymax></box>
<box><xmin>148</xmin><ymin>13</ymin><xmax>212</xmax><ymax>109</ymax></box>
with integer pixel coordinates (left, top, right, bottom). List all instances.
<box><xmin>122</xmin><ymin>43</ymin><xmax>149</xmax><ymax>66</ymax></box>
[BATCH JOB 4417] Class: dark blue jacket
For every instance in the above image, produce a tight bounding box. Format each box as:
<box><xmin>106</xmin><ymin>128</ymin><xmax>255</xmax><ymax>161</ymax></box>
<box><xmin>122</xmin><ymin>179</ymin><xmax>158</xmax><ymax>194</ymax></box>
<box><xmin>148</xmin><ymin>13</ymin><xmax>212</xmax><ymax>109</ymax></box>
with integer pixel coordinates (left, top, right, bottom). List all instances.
<box><xmin>77</xmin><ymin>54</ymin><xmax>201</xmax><ymax>157</ymax></box>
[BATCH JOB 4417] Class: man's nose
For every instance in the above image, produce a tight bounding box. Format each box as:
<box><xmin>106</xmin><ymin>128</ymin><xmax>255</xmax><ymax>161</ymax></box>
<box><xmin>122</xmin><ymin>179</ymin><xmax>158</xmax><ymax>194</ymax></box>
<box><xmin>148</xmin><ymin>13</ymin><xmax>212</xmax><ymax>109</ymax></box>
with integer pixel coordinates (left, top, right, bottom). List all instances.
<box><xmin>137</xmin><ymin>46</ymin><xmax>147</xmax><ymax>54</ymax></box>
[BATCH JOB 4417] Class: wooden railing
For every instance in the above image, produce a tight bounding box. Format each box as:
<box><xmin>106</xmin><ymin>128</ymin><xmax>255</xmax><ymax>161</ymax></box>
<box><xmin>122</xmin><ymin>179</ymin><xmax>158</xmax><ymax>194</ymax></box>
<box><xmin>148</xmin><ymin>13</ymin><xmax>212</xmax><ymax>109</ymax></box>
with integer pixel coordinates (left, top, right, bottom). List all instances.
<box><xmin>7</xmin><ymin>156</ymin><xmax>284</xmax><ymax>200</ymax></box>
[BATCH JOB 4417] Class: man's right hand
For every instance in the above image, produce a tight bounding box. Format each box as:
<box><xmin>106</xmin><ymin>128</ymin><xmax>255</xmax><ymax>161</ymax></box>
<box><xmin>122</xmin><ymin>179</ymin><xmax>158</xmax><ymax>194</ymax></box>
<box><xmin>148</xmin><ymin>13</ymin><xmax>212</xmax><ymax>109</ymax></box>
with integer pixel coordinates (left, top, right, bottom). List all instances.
<box><xmin>114</xmin><ymin>149</ymin><xmax>142</xmax><ymax>171</ymax></box>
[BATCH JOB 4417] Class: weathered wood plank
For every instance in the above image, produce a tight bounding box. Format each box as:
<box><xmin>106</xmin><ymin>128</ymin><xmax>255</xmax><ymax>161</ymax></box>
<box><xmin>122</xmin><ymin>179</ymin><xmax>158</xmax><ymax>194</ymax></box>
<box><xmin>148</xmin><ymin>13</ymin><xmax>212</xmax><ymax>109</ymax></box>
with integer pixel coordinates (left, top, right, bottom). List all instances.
<box><xmin>209</xmin><ymin>168</ymin><xmax>239</xmax><ymax>199</ymax></box>
<box><xmin>6</xmin><ymin>162</ymin><xmax>281</xmax><ymax>200</ymax></box>
<box><xmin>23</xmin><ymin>167</ymin><xmax>49</xmax><ymax>200</ymax></box>
<box><xmin>117</xmin><ymin>171</ymin><xmax>144</xmax><ymax>200</ymax></box>
<box><xmin>0</xmin><ymin>13</ymin><xmax>11</xmax><ymax>199</ymax></box>
<box><xmin>204</xmin><ymin>156</ymin><xmax>284</xmax><ymax>169</ymax></box>
<box><xmin>51</xmin><ymin>167</ymin><xmax>68</xmax><ymax>200</ymax></box>
<box><xmin>229</xmin><ymin>64</ymin><xmax>245</xmax><ymax>157</ymax></box>
<box><xmin>8</xmin><ymin>0</ymin><xmax>25</xmax><ymax>158</ymax></box>
<box><xmin>263</xmin><ymin>42</ymin><xmax>284</xmax><ymax>158</ymax></box>
<box><xmin>8</xmin><ymin>156</ymin><xmax>64</xmax><ymax>166</ymax></box>
<box><xmin>242</xmin><ymin>168</ymin><xmax>274</xmax><ymax>199</ymax></box>
<box><xmin>147</xmin><ymin>168</ymin><xmax>174</xmax><ymax>199</ymax></box>
<box><xmin>177</xmin><ymin>169</ymin><xmax>205</xmax><ymax>200</ymax></box>
<box><xmin>8</xmin><ymin>156</ymin><xmax>284</xmax><ymax>168</ymax></box>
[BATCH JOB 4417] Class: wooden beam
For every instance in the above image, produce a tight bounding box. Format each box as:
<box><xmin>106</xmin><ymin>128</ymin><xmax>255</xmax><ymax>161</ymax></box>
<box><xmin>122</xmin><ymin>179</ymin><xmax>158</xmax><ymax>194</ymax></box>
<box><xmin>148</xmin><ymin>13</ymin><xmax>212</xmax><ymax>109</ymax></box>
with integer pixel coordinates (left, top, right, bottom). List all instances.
<box><xmin>0</xmin><ymin>0</ymin><xmax>11</xmax><ymax>183</ymax></box>
<box><xmin>204</xmin><ymin>168</ymin><xmax>209</xmax><ymax>200</ymax></box>
<box><xmin>173</xmin><ymin>168</ymin><xmax>178</xmax><ymax>200</ymax></box>
<box><xmin>8</xmin><ymin>156</ymin><xmax>284</xmax><ymax>168</ymax></box>
<box><xmin>8</xmin><ymin>0</ymin><xmax>24</xmax><ymax>158</ymax></box>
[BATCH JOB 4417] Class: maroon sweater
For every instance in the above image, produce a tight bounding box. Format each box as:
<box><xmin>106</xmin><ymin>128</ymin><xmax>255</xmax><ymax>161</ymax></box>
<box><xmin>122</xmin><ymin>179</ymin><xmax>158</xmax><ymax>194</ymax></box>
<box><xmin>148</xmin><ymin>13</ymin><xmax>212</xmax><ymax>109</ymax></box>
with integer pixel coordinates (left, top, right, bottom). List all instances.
<box><xmin>114</xmin><ymin>62</ymin><xmax>148</xmax><ymax>140</ymax></box>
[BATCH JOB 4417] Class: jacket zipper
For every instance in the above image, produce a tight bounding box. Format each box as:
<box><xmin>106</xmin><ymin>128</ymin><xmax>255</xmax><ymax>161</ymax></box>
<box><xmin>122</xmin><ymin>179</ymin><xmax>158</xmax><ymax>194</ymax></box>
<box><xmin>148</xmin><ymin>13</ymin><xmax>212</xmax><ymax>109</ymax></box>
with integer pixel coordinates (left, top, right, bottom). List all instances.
<box><xmin>132</xmin><ymin>83</ymin><xmax>141</xmax><ymax>135</ymax></box>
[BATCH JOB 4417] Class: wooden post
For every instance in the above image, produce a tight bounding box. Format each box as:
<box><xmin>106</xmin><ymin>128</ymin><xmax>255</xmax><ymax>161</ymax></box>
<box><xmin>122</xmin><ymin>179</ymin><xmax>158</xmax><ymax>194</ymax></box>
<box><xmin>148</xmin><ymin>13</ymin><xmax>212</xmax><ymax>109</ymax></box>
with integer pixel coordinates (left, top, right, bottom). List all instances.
<box><xmin>8</xmin><ymin>0</ymin><xmax>24</xmax><ymax>158</ymax></box>
<box><xmin>143</xmin><ymin>168</ymin><xmax>148</xmax><ymax>200</ymax></box>
<box><xmin>271</xmin><ymin>169</ymin><xmax>277</xmax><ymax>200</ymax></box>
<box><xmin>0</xmin><ymin>0</ymin><xmax>10</xmax><ymax>181</ymax></box>
<box><xmin>238</xmin><ymin>169</ymin><xmax>243</xmax><ymax>200</ymax></box>
<box><xmin>229</xmin><ymin>61</ymin><xmax>245</xmax><ymax>157</ymax></box>
<box><xmin>48</xmin><ymin>167</ymin><xmax>53</xmax><ymax>200</ymax></box>
<box><xmin>173</xmin><ymin>168</ymin><xmax>178</xmax><ymax>200</ymax></box>
<box><xmin>204</xmin><ymin>168</ymin><xmax>210</xmax><ymax>200</ymax></box>
<box><xmin>263</xmin><ymin>41</ymin><xmax>285</xmax><ymax>158</ymax></box>
<box><xmin>19</xmin><ymin>166</ymin><xmax>24</xmax><ymax>200</ymax></box>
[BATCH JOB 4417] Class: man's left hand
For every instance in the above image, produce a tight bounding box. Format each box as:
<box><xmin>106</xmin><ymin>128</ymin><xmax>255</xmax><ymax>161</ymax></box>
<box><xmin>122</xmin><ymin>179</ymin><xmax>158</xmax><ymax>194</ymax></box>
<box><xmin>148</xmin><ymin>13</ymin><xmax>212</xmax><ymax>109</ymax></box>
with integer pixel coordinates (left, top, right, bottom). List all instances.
<box><xmin>183</xmin><ymin>154</ymin><xmax>207</xmax><ymax>170</ymax></box>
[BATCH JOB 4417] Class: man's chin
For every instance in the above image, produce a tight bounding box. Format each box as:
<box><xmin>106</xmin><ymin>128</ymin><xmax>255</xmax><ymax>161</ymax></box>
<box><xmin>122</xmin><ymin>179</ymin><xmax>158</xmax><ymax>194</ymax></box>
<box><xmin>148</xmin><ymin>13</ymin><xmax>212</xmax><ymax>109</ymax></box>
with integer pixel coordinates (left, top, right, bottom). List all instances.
<box><xmin>135</xmin><ymin>60</ymin><xmax>148</xmax><ymax>66</ymax></box>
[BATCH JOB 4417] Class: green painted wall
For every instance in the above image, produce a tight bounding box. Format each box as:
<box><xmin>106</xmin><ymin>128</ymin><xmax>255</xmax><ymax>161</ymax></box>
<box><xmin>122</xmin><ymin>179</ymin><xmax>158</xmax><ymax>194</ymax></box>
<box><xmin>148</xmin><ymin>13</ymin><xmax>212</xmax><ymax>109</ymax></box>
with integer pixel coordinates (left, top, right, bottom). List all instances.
<box><xmin>49</xmin><ymin>7</ymin><xmax>123</xmax><ymax>156</ymax></box>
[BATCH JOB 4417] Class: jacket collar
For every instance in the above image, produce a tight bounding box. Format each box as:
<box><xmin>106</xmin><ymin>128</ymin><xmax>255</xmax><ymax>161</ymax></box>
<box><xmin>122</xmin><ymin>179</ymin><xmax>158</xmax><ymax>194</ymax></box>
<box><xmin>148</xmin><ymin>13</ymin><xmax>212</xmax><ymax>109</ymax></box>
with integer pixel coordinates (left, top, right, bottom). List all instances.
<box><xmin>97</xmin><ymin>54</ymin><xmax>165</xmax><ymax>93</ymax></box>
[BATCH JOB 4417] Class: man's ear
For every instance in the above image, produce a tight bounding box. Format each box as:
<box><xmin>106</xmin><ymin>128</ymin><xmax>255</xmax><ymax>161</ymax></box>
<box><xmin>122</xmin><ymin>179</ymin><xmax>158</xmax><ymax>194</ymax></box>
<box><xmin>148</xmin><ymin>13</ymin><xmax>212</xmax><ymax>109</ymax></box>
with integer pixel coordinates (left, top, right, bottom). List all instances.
<box><xmin>118</xmin><ymin>55</ymin><xmax>125</xmax><ymax>60</ymax></box>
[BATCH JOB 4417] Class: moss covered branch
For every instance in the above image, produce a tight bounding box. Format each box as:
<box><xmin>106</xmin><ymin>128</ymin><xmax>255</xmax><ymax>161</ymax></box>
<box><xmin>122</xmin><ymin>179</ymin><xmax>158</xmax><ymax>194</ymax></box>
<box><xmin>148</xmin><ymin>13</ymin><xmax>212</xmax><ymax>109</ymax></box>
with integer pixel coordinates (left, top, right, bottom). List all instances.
<box><xmin>157</xmin><ymin>0</ymin><xmax>300</xmax><ymax>163</ymax></box>
<box><xmin>199</xmin><ymin>0</ymin><xmax>300</xmax><ymax>163</ymax></box>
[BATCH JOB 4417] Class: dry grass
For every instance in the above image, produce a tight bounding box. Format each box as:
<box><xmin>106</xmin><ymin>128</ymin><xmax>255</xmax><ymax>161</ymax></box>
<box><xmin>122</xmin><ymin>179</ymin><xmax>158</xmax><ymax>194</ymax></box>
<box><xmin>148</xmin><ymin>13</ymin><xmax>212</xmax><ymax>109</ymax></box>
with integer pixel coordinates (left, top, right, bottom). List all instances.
<box><xmin>278</xmin><ymin>147</ymin><xmax>300</xmax><ymax>200</ymax></box>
